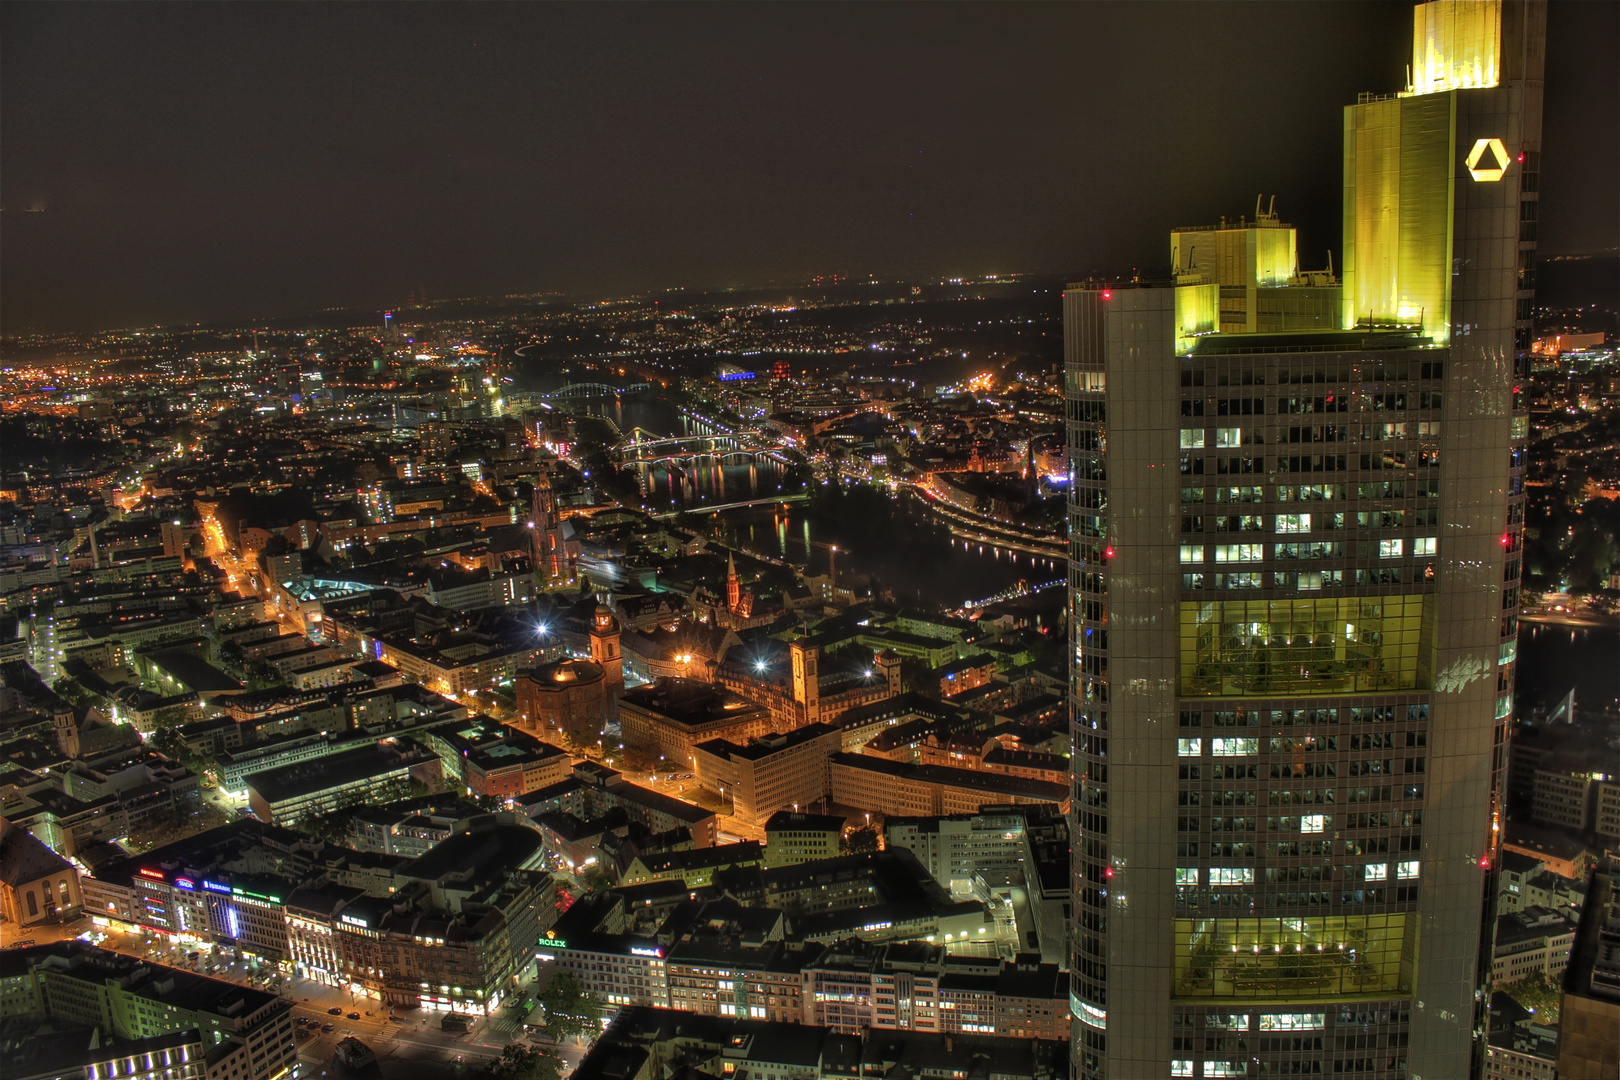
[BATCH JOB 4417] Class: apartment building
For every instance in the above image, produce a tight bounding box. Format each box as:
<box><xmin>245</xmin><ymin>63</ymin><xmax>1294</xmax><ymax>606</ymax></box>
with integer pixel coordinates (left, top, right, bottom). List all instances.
<box><xmin>763</xmin><ymin>811</ymin><xmax>845</xmax><ymax>867</ymax></box>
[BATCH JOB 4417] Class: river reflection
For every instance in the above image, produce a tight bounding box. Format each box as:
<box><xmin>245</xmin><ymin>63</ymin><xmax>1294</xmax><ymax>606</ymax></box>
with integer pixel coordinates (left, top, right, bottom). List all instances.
<box><xmin>513</xmin><ymin>371</ymin><xmax>1055</xmax><ymax>606</ymax></box>
<box><xmin>1515</xmin><ymin>623</ymin><xmax>1620</xmax><ymax>716</ymax></box>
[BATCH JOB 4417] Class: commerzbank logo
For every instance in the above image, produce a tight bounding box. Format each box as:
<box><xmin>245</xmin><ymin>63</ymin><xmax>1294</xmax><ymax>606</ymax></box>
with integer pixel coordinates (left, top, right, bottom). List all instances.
<box><xmin>1466</xmin><ymin>138</ymin><xmax>1509</xmax><ymax>182</ymax></box>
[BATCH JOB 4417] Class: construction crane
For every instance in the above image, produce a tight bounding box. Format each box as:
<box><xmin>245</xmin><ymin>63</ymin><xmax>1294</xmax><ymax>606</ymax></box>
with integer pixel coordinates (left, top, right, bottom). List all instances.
<box><xmin>806</xmin><ymin>538</ymin><xmax>844</xmax><ymax>585</ymax></box>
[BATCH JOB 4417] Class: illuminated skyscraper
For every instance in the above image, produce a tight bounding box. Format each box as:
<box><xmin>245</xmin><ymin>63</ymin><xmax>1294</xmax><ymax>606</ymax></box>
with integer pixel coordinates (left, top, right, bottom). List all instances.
<box><xmin>1064</xmin><ymin>3</ymin><xmax>1543</xmax><ymax>1077</ymax></box>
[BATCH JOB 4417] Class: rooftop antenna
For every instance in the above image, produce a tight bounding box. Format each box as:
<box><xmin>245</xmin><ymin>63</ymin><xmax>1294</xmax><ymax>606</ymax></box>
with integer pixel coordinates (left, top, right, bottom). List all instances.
<box><xmin>1255</xmin><ymin>193</ymin><xmax>1264</xmax><ymax>220</ymax></box>
<box><xmin>1268</xmin><ymin>195</ymin><xmax>1276</xmax><ymax>218</ymax></box>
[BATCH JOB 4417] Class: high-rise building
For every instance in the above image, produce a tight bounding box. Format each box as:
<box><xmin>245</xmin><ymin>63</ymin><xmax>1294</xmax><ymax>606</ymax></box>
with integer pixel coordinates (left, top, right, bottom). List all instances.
<box><xmin>1064</xmin><ymin>3</ymin><xmax>1544</xmax><ymax>1077</ymax></box>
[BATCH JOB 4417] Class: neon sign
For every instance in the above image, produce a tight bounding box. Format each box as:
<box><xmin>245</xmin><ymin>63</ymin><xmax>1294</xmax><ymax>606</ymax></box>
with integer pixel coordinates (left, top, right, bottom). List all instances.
<box><xmin>138</xmin><ymin>868</ymin><xmax>165</xmax><ymax>880</ymax></box>
<box><xmin>202</xmin><ymin>880</ymin><xmax>232</xmax><ymax>895</ymax></box>
<box><xmin>175</xmin><ymin>878</ymin><xmax>195</xmax><ymax>890</ymax></box>
<box><xmin>630</xmin><ymin>946</ymin><xmax>663</xmax><ymax>958</ymax></box>
<box><xmin>232</xmin><ymin>888</ymin><xmax>280</xmax><ymax>903</ymax></box>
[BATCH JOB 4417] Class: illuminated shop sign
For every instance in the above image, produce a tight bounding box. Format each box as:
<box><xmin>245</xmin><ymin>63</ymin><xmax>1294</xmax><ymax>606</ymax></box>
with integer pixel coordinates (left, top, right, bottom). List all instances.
<box><xmin>174</xmin><ymin>878</ymin><xmax>196</xmax><ymax>890</ymax></box>
<box><xmin>202</xmin><ymin>881</ymin><xmax>232</xmax><ymax>895</ymax></box>
<box><xmin>232</xmin><ymin>888</ymin><xmax>281</xmax><ymax>903</ymax></box>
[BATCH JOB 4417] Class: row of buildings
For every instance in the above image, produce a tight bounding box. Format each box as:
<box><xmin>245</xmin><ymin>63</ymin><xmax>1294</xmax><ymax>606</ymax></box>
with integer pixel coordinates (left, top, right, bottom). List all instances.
<box><xmin>542</xmin><ymin>892</ymin><xmax>1067</xmax><ymax>1042</ymax></box>
<box><xmin>78</xmin><ymin>817</ymin><xmax>559</xmax><ymax>1017</ymax></box>
<box><xmin>0</xmin><ymin>941</ymin><xmax>298</xmax><ymax>1080</ymax></box>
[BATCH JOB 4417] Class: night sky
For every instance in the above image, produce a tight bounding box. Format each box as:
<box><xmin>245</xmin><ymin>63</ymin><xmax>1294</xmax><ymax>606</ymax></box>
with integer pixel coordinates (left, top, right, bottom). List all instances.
<box><xmin>3</xmin><ymin>1</ymin><xmax>1614</xmax><ymax>333</ymax></box>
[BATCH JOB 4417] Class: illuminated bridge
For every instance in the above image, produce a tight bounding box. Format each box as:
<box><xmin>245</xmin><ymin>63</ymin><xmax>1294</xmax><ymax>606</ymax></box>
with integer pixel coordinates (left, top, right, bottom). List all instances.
<box><xmin>539</xmin><ymin>381</ymin><xmax>652</xmax><ymax>399</ymax></box>
<box><xmin>614</xmin><ymin>429</ymin><xmax>785</xmax><ymax>467</ymax></box>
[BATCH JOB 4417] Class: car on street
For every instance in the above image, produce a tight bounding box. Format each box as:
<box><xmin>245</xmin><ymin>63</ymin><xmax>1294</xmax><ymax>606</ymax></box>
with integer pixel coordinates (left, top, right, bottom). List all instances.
<box><xmin>347</xmin><ymin>1012</ymin><xmax>360</xmax><ymax>1020</ymax></box>
<box><xmin>328</xmin><ymin>1007</ymin><xmax>343</xmax><ymax>1015</ymax></box>
<box><xmin>321</xmin><ymin>1023</ymin><xmax>335</xmax><ymax>1034</ymax></box>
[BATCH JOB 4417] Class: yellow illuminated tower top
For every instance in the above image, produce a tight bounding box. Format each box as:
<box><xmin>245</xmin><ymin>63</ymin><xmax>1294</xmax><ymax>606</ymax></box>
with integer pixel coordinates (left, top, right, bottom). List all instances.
<box><xmin>1411</xmin><ymin>0</ymin><xmax>1502</xmax><ymax>93</ymax></box>
<box><xmin>1169</xmin><ymin>200</ymin><xmax>1338</xmax><ymax>349</ymax></box>
<box><xmin>1343</xmin><ymin>0</ymin><xmax>1543</xmax><ymax>343</ymax></box>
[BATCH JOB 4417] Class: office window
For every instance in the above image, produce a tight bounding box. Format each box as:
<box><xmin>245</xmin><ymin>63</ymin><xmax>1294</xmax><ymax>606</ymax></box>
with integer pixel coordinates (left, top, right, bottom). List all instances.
<box><xmin>1211</xmin><ymin>738</ymin><xmax>1258</xmax><ymax>757</ymax></box>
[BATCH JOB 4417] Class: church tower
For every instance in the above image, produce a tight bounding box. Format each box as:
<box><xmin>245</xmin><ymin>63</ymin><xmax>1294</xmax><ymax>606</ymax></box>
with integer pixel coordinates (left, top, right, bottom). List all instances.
<box><xmin>726</xmin><ymin>552</ymin><xmax>741</xmax><ymax>614</ymax></box>
<box><xmin>589</xmin><ymin>604</ymin><xmax>623</xmax><ymax>686</ymax></box>
<box><xmin>790</xmin><ymin>639</ymin><xmax>821</xmax><ymax>725</ymax></box>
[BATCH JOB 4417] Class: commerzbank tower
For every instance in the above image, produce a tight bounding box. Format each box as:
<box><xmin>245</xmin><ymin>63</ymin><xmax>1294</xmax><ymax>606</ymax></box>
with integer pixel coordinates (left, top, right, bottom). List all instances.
<box><xmin>1063</xmin><ymin>2</ymin><xmax>1545</xmax><ymax>1077</ymax></box>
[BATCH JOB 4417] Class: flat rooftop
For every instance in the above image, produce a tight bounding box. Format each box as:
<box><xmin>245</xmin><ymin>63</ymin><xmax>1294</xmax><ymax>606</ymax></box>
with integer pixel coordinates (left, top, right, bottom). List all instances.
<box><xmin>620</xmin><ymin>678</ymin><xmax>767</xmax><ymax>729</ymax></box>
<box><xmin>247</xmin><ymin>743</ymin><xmax>414</xmax><ymax>805</ymax></box>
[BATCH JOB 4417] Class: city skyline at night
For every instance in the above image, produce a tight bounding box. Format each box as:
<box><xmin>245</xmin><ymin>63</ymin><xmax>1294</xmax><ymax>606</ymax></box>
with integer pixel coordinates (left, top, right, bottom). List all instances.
<box><xmin>3</xmin><ymin>5</ymin><xmax>1618</xmax><ymax>1080</ymax></box>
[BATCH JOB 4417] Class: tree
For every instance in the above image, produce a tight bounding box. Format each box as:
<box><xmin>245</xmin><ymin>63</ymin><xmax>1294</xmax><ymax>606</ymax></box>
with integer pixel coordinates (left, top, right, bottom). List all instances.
<box><xmin>536</xmin><ymin>970</ymin><xmax>600</xmax><ymax>1041</ymax></box>
<box><xmin>151</xmin><ymin>706</ymin><xmax>190</xmax><ymax>731</ymax></box>
<box><xmin>484</xmin><ymin>1043</ymin><xmax>564</xmax><ymax>1080</ymax></box>
<box><xmin>899</xmin><ymin>657</ymin><xmax>939</xmax><ymax>700</ymax></box>
<box><xmin>1566</xmin><ymin>524</ymin><xmax>1619</xmax><ymax>593</ymax></box>
<box><xmin>151</xmin><ymin>726</ymin><xmax>187</xmax><ymax>761</ymax></box>
<box><xmin>841</xmin><ymin>824</ymin><xmax>880</xmax><ymax>856</ymax></box>
<box><xmin>581</xmin><ymin>863</ymin><xmax>614</xmax><ymax>892</ymax></box>
<box><xmin>1501</xmin><ymin>972</ymin><xmax>1562</xmax><ymax>1023</ymax></box>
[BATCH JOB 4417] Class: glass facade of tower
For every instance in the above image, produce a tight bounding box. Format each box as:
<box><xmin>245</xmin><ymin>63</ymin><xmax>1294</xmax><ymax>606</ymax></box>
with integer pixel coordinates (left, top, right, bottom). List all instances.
<box><xmin>1065</xmin><ymin>3</ymin><xmax>1544</xmax><ymax>1077</ymax></box>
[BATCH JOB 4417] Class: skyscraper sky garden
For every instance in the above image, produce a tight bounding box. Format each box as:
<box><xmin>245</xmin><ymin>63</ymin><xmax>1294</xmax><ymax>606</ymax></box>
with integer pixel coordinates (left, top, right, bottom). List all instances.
<box><xmin>1064</xmin><ymin>2</ymin><xmax>1544</xmax><ymax>1077</ymax></box>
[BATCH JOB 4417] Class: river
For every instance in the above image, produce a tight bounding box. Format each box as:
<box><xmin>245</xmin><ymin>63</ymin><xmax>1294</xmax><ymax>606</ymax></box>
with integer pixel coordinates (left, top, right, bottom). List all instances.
<box><xmin>511</xmin><ymin>369</ymin><xmax>1045</xmax><ymax>606</ymax></box>
<box><xmin>1514</xmin><ymin>623</ymin><xmax>1620</xmax><ymax>719</ymax></box>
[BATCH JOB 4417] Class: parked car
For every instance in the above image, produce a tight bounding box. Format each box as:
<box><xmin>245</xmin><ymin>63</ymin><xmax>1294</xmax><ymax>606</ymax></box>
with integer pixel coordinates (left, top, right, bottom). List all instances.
<box><xmin>321</xmin><ymin>1023</ymin><xmax>335</xmax><ymax>1034</ymax></box>
<box><xmin>328</xmin><ymin>1007</ymin><xmax>343</xmax><ymax>1015</ymax></box>
<box><xmin>347</xmin><ymin>1012</ymin><xmax>360</xmax><ymax>1020</ymax></box>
